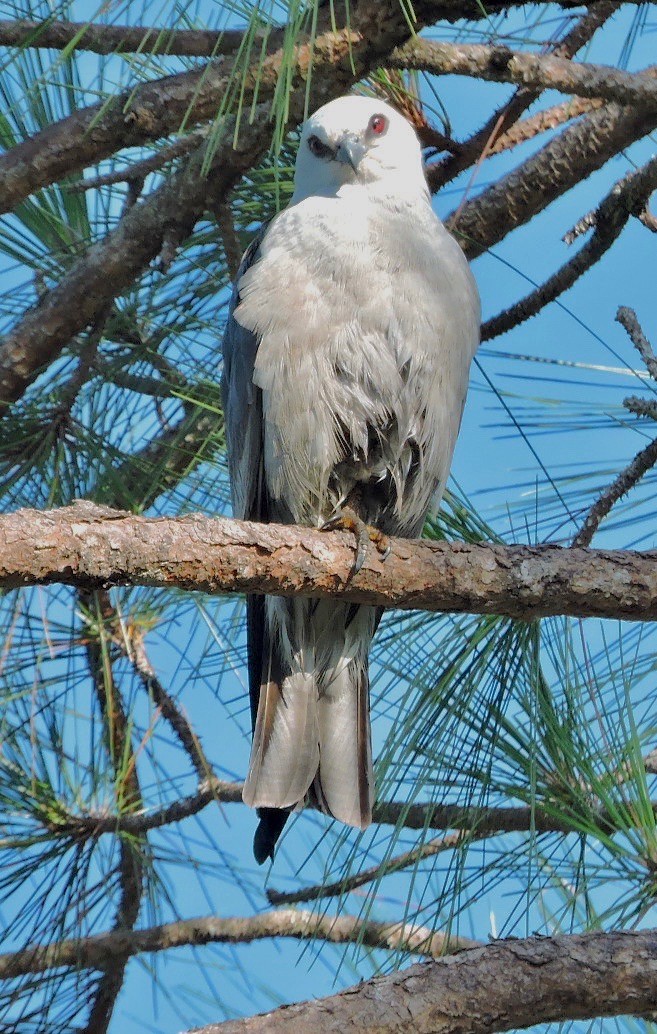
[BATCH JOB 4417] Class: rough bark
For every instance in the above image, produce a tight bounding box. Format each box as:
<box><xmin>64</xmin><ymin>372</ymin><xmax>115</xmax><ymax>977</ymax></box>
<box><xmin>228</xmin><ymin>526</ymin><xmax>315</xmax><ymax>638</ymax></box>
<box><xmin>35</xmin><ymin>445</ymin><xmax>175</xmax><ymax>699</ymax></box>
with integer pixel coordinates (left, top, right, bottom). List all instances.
<box><xmin>0</xmin><ymin>19</ymin><xmax>276</xmax><ymax>56</ymax></box>
<box><xmin>1</xmin><ymin>502</ymin><xmax>657</xmax><ymax>622</ymax></box>
<box><xmin>394</xmin><ymin>40</ymin><xmax>657</xmax><ymax>108</ymax></box>
<box><xmin>187</xmin><ymin>929</ymin><xmax>657</xmax><ymax>1034</ymax></box>
<box><xmin>447</xmin><ymin>101</ymin><xmax>657</xmax><ymax>257</ymax></box>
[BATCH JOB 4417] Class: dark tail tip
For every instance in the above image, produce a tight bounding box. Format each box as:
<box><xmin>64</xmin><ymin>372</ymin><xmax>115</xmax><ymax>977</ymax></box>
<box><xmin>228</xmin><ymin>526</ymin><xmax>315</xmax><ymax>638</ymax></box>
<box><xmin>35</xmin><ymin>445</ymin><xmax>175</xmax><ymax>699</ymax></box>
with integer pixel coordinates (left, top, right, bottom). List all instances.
<box><xmin>253</xmin><ymin>808</ymin><xmax>289</xmax><ymax>865</ymax></box>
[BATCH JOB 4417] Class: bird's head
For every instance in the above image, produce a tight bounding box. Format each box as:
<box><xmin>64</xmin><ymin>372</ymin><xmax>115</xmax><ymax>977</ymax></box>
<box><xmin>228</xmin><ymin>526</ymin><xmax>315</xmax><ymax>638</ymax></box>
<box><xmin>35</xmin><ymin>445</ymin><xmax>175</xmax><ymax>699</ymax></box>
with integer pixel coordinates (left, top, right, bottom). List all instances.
<box><xmin>291</xmin><ymin>95</ymin><xmax>428</xmax><ymax>203</ymax></box>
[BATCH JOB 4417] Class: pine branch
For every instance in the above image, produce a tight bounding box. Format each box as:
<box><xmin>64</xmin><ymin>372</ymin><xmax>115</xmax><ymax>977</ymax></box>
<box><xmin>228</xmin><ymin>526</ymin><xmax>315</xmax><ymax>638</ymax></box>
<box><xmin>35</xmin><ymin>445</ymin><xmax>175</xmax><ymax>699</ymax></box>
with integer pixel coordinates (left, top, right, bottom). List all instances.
<box><xmin>482</xmin><ymin>155</ymin><xmax>657</xmax><ymax>340</ymax></box>
<box><xmin>394</xmin><ymin>41</ymin><xmax>657</xmax><ymax>109</ymax></box>
<box><xmin>2</xmin><ymin>503</ymin><xmax>657</xmax><ymax>622</ymax></box>
<box><xmin>80</xmin><ymin>590</ymin><xmax>145</xmax><ymax>1034</ymax></box>
<box><xmin>448</xmin><ymin>100</ymin><xmax>657</xmax><ymax>258</ymax></box>
<box><xmin>0</xmin><ymin>19</ymin><xmax>279</xmax><ymax>57</ymax></box>
<box><xmin>187</xmin><ymin>928</ymin><xmax>657</xmax><ymax>1034</ymax></box>
<box><xmin>0</xmin><ymin>908</ymin><xmax>477</xmax><ymax>980</ymax></box>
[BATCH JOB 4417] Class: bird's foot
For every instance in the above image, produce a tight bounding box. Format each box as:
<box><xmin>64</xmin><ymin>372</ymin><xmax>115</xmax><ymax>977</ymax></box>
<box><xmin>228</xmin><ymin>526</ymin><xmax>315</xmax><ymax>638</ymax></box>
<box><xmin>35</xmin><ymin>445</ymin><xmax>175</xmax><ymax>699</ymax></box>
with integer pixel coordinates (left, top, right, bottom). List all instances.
<box><xmin>322</xmin><ymin>507</ymin><xmax>390</xmax><ymax>575</ymax></box>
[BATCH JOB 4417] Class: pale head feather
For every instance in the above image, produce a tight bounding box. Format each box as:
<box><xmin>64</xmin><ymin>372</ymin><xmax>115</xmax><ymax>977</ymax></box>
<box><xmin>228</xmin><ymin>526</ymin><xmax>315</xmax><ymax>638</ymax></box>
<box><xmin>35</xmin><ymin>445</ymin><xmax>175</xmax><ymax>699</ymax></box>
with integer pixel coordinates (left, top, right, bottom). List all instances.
<box><xmin>292</xmin><ymin>95</ymin><xmax>428</xmax><ymax>205</ymax></box>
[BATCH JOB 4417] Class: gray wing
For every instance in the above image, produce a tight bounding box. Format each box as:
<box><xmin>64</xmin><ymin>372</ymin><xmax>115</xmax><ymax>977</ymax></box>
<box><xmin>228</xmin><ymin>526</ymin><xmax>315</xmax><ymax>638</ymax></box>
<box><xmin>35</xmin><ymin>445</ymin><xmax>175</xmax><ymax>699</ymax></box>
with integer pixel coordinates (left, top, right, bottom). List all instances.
<box><xmin>221</xmin><ymin>223</ymin><xmax>292</xmax><ymax>862</ymax></box>
<box><xmin>221</xmin><ymin>223</ymin><xmax>270</xmax><ymax>523</ymax></box>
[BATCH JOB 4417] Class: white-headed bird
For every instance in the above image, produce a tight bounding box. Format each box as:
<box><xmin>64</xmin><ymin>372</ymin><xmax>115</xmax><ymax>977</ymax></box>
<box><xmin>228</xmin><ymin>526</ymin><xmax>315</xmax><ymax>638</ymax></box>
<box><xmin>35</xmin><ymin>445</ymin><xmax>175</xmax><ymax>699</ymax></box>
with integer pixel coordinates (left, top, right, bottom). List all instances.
<box><xmin>222</xmin><ymin>95</ymin><xmax>480</xmax><ymax>862</ymax></box>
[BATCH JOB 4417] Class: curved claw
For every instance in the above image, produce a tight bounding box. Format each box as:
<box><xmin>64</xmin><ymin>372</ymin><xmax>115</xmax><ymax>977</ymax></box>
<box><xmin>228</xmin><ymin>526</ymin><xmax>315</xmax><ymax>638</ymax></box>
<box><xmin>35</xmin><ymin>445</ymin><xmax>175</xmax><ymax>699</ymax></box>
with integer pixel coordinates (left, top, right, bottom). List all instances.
<box><xmin>322</xmin><ymin>508</ymin><xmax>390</xmax><ymax>576</ymax></box>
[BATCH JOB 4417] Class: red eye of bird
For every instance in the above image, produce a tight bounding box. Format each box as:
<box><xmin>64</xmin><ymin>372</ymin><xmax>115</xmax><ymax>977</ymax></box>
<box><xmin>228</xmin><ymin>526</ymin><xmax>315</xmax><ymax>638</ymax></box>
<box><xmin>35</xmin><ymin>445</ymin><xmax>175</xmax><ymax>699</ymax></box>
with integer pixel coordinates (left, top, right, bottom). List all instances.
<box><xmin>369</xmin><ymin>114</ymin><xmax>388</xmax><ymax>136</ymax></box>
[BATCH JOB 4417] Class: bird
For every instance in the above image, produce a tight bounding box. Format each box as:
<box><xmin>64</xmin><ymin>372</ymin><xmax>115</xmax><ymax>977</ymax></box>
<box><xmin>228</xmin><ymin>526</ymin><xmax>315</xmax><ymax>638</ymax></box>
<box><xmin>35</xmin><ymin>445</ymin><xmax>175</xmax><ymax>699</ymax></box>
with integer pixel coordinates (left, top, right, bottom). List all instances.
<box><xmin>221</xmin><ymin>94</ymin><xmax>480</xmax><ymax>863</ymax></box>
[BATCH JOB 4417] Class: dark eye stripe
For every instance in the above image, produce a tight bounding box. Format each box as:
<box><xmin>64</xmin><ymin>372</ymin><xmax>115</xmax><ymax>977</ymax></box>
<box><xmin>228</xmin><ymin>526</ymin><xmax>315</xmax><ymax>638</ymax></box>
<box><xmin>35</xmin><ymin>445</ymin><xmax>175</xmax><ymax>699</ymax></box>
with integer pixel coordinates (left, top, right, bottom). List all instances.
<box><xmin>307</xmin><ymin>134</ymin><xmax>335</xmax><ymax>160</ymax></box>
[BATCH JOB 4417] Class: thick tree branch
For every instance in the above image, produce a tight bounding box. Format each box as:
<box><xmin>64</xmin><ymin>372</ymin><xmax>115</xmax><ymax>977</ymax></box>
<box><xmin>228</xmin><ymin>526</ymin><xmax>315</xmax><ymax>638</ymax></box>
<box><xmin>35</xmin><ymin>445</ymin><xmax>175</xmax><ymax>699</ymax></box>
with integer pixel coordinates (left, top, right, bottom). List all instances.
<box><xmin>189</xmin><ymin>928</ymin><xmax>657</xmax><ymax>1034</ymax></box>
<box><xmin>0</xmin><ymin>908</ymin><xmax>476</xmax><ymax>979</ymax></box>
<box><xmin>2</xmin><ymin>502</ymin><xmax>657</xmax><ymax>622</ymax></box>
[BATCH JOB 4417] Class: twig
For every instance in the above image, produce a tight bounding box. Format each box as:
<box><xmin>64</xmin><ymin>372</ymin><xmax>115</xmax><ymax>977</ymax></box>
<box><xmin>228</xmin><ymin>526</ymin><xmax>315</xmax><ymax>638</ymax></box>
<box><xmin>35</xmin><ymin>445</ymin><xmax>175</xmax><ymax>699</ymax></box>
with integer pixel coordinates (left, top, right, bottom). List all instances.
<box><xmin>130</xmin><ymin>628</ymin><xmax>215</xmax><ymax>783</ymax></box>
<box><xmin>572</xmin><ymin>436</ymin><xmax>657</xmax><ymax>547</ymax></box>
<box><xmin>483</xmin><ymin>97</ymin><xmax>602</xmax><ymax>159</ymax></box>
<box><xmin>572</xmin><ymin>308</ymin><xmax>657</xmax><ymax>548</ymax></box>
<box><xmin>71</xmin><ymin>130</ymin><xmax>209</xmax><ymax>192</ymax></box>
<box><xmin>482</xmin><ymin>156</ymin><xmax>657</xmax><ymax>340</ymax></box>
<box><xmin>212</xmin><ymin>202</ymin><xmax>243</xmax><ymax>282</ymax></box>
<box><xmin>80</xmin><ymin>589</ymin><xmax>145</xmax><ymax>1034</ymax></box>
<box><xmin>623</xmin><ymin>396</ymin><xmax>657</xmax><ymax>421</ymax></box>
<box><xmin>266</xmin><ymin>830</ymin><xmax>493</xmax><ymax>906</ymax></box>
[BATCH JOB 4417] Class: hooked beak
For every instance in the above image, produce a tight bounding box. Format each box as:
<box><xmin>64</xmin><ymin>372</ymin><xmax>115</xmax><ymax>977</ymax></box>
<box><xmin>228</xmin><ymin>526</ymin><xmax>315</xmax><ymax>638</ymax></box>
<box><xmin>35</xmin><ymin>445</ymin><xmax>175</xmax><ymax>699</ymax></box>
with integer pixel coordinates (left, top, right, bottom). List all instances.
<box><xmin>335</xmin><ymin>133</ymin><xmax>366</xmax><ymax>173</ymax></box>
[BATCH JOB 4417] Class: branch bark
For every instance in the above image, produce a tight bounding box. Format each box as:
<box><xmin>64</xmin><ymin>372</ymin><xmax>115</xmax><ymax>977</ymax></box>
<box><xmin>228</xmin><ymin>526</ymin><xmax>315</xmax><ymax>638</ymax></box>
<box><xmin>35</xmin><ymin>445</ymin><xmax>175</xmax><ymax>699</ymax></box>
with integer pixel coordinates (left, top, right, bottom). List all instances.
<box><xmin>481</xmin><ymin>154</ymin><xmax>657</xmax><ymax>341</ymax></box>
<box><xmin>445</xmin><ymin>100</ymin><xmax>657</xmax><ymax>257</ymax></box>
<box><xmin>393</xmin><ymin>40</ymin><xmax>657</xmax><ymax>109</ymax></box>
<box><xmin>187</xmin><ymin>928</ymin><xmax>657</xmax><ymax>1034</ymax></box>
<box><xmin>0</xmin><ymin>19</ymin><xmax>278</xmax><ymax>57</ymax></box>
<box><xmin>2</xmin><ymin>502</ymin><xmax>657</xmax><ymax>622</ymax></box>
<box><xmin>0</xmin><ymin>908</ymin><xmax>476</xmax><ymax>978</ymax></box>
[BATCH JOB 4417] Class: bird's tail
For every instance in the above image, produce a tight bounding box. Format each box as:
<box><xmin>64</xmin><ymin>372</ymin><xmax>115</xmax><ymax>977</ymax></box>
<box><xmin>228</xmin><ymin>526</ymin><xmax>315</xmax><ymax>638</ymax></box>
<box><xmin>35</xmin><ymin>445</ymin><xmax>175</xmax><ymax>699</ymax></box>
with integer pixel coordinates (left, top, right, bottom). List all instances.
<box><xmin>243</xmin><ymin>598</ymin><xmax>376</xmax><ymax>857</ymax></box>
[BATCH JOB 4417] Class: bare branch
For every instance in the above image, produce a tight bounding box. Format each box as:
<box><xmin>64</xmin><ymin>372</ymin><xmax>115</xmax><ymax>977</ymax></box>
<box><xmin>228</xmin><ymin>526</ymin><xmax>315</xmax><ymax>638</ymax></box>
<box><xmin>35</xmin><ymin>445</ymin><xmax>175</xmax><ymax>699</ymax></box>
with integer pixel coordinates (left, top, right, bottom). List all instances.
<box><xmin>2</xmin><ymin>503</ymin><xmax>657</xmax><ymax>622</ymax></box>
<box><xmin>266</xmin><ymin>830</ymin><xmax>491</xmax><ymax>906</ymax></box>
<box><xmin>482</xmin><ymin>156</ymin><xmax>657</xmax><ymax>340</ymax></box>
<box><xmin>70</xmin><ymin>130</ymin><xmax>209</xmax><ymax>191</ymax></box>
<box><xmin>80</xmin><ymin>590</ymin><xmax>145</xmax><ymax>1034</ymax></box>
<box><xmin>617</xmin><ymin>305</ymin><xmax>657</xmax><ymax>381</ymax></box>
<box><xmin>572</xmin><ymin>309</ymin><xmax>657</xmax><ymax>547</ymax></box>
<box><xmin>0</xmin><ymin>19</ymin><xmax>278</xmax><ymax>57</ymax></box>
<box><xmin>188</xmin><ymin>928</ymin><xmax>657</xmax><ymax>1034</ymax></box>
<box><xmin>572</xmin><ymin>435</ymin><xmax>657</xmax><ymax>547</ymax></box>
<box><xmin>131</xmin><ymin>628</ymin><xmax>216</xmax><ymax>783</ymax></box>
<box><xmin>394</xmin><ymin>40</ymin><xmax>657</xmax><ymax>109</ymax></box>
<box><xmin>451</xmin><ymin>100</ymin><xmax>657</xmax><ymax>258</ymax></box>
<box><xmin>0</xmin><ymin>908</ymin><xmax>477</xmax><ymax>979</ymax></box>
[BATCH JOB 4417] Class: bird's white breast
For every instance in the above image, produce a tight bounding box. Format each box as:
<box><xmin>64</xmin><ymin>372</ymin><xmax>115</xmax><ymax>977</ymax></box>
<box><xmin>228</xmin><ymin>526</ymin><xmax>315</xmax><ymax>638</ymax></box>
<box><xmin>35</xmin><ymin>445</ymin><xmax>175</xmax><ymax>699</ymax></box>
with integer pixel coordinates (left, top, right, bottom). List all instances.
<box><xmin>235</xmin><ymin>191</ymin><xmax>479</xmax><ymax>528</ymax></box>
